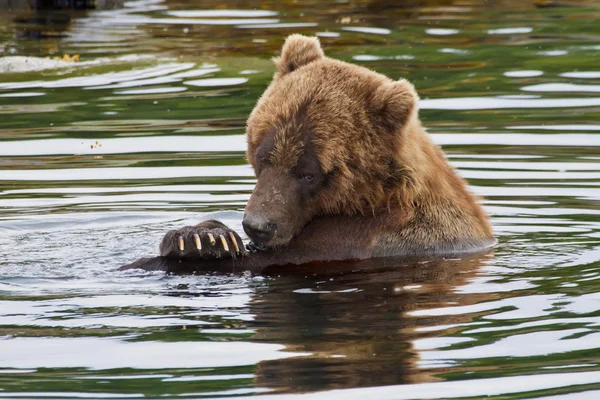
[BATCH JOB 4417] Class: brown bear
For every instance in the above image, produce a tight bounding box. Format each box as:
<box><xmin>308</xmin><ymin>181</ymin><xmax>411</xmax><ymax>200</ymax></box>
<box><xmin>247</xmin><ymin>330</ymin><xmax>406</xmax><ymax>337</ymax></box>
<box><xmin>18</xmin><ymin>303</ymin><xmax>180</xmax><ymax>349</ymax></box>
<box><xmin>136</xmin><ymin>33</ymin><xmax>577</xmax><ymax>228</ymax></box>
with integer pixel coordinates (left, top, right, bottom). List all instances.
<box><xmin>120</xmin><ymin>34</ymin><xmax>494</xmax><ymax>274</ymax></box>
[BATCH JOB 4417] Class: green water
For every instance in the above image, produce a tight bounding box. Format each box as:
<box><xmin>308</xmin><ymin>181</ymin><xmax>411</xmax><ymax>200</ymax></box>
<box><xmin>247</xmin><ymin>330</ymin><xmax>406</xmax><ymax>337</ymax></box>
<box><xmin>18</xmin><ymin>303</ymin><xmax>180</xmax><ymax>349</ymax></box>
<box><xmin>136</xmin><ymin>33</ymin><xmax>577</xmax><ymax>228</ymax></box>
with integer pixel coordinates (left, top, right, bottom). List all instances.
<box><xmin>1</xmin><ymin>0</ymin><xmax>600</xmax><ymax>398</ymax></box>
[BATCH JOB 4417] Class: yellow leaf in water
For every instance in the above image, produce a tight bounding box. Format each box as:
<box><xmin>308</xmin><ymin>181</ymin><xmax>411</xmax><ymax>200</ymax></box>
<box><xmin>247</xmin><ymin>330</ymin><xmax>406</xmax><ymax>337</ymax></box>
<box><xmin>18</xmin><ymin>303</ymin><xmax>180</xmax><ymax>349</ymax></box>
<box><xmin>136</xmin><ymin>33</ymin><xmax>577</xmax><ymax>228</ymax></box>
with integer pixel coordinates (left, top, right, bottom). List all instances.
<box><xmin>56</xmin><ymin>54</ymin><xmax>80</xmax><ymax>62</ymax></box>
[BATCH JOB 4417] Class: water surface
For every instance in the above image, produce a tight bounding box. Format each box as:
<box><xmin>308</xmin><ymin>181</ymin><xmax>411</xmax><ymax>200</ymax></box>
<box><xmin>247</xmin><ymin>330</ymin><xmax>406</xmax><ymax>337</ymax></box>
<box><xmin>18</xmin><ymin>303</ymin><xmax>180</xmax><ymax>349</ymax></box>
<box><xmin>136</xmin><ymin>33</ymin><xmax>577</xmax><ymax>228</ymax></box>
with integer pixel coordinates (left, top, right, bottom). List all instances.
<box><xmin>1</xmin><ymin>0</ymin><xmax>600</xmax><ymax>398</ymax></box>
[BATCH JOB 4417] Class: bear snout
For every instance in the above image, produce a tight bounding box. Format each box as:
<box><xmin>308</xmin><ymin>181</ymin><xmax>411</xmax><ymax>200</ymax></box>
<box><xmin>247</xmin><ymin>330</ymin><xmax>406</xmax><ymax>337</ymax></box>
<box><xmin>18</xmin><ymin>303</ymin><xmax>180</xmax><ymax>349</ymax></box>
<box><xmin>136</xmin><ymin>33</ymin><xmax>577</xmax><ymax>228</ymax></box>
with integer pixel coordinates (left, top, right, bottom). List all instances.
<box><xmin>242</xmin><ymin>213</ymin><xmax>277</xmax><ymax>244</ymax></box>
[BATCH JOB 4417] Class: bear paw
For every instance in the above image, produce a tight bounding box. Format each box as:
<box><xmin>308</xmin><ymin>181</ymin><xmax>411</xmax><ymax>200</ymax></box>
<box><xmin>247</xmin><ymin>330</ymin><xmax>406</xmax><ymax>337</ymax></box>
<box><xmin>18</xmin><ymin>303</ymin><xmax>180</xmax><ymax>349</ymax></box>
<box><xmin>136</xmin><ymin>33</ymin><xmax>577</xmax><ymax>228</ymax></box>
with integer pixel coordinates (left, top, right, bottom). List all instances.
<box><xmin>159</xmin><ymin>220</ymin><xmax>246</xmax><ymax>259</ymax></box>
<box><xmin>245</xmin><ymin>242</ymin><xmax>266</xmax><ymax>253</ymax></box>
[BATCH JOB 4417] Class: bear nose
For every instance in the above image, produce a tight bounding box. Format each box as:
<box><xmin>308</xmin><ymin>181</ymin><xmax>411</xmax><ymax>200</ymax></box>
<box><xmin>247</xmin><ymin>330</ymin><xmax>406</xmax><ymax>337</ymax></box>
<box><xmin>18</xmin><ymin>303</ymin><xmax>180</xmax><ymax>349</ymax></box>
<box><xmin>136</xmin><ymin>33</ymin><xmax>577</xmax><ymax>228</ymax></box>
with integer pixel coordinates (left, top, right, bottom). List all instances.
<box><xmin>242</xmin><ymin>214</ymin><xmax>276</xmax><ymax>244</ymax></box>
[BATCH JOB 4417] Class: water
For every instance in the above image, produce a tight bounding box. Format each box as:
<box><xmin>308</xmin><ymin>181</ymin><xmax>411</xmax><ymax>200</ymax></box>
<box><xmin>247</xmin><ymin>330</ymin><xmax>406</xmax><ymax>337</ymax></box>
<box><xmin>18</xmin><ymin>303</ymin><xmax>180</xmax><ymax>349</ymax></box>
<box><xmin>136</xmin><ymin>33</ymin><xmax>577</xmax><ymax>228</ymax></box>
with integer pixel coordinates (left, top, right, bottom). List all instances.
<box><xmin>1</xmin><ymin>0</ymin><xmax>600</xmax><ymax>398</ymax></box>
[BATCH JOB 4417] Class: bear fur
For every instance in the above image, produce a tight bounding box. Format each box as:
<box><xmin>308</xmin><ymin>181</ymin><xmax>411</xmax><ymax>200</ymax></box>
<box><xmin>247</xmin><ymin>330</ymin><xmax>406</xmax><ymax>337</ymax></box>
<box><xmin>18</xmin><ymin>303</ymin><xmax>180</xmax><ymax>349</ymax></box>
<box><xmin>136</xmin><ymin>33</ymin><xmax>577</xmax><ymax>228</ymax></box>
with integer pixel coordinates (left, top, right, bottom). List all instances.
<box><xmin>120</xmin><ymin>34</ymin><xmax>494</xmax><ymax>274</ymax></box>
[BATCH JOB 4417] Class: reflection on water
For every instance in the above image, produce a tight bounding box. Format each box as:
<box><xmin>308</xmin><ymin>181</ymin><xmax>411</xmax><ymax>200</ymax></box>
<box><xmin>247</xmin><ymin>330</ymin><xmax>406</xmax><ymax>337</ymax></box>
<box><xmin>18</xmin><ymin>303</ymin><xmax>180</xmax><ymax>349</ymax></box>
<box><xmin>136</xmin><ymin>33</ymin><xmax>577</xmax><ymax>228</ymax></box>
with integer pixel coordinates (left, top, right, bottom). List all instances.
<box><xmin>1</xmin><ymin>0</ymin><xmax>600</xmax><ymax>398</ymax></box>
<box><xmin>253</xmin><ymin>253</ymin><xmax>494</xmax><ymax>392</ymax></box>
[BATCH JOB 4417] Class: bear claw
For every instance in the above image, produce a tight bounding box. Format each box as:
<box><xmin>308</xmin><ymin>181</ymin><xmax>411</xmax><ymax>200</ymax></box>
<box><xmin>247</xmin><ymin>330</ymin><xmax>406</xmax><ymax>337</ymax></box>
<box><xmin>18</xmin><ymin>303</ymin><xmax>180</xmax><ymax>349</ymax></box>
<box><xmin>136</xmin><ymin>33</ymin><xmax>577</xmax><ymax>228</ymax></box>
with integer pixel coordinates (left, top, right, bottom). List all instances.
<box><xmin>229</xmin><ymin>232</ymin><xmax>240</xmax><ymax>253</ymax></box>
<box><xmin>193</xmin><ymin>233</ymin><xmax>202</xmax><ymax>250</ymax></box>
<box><xmin>246</xmin><ymin>242</ymin><xmax>265</xmax><ymax>253</ymax></box>
<box><xmin>207</xmin><ymin>233</ymin><xmax>216</xmax><ymax>246</ymax></box>
<box><xmin>219</xmin><ymin>234</ymin><xmax>229</xmax><ymax>252</ymax></box>
<box><xmin>159</xmin><ymin>220</ymin><xmax>246</xmax><ymax>260</ymax></box>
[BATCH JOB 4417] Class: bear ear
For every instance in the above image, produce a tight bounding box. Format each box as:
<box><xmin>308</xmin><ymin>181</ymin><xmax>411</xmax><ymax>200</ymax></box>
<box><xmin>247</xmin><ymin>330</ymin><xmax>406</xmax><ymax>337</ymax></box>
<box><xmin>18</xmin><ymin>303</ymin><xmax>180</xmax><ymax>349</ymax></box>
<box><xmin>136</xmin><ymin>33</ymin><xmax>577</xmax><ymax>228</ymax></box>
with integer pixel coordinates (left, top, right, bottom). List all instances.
<box><xmin>370</xmin><ymin>79</ymin><xmax>419</xmax><ymax>134</ymax></box>
<box><xmin>274</xmin><ymin>34</ymin><xmax>325</xmax><ymax>76</ymax></box>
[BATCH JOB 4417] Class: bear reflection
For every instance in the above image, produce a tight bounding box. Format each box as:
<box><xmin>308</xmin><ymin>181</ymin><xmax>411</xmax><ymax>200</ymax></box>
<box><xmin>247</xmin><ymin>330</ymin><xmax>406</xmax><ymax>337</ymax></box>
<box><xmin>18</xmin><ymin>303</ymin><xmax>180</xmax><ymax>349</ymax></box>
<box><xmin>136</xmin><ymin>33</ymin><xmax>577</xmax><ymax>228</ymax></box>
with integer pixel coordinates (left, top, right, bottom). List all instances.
<box><xmin>249</xmin><ymin>251</ymin><xmax>493</xmax><ymax>392</ymax></box>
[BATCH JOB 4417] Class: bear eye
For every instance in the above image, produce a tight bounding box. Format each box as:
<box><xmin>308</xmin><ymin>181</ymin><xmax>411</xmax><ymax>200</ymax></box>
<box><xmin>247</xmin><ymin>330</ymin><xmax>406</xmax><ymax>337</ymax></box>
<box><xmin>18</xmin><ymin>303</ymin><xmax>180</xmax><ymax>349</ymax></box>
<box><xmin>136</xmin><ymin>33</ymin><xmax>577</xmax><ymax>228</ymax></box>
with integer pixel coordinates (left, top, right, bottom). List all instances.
<box><xmin>301</xmin><ymin>174</ymin><xmax>314</xmax><ymax>182</ymax></box>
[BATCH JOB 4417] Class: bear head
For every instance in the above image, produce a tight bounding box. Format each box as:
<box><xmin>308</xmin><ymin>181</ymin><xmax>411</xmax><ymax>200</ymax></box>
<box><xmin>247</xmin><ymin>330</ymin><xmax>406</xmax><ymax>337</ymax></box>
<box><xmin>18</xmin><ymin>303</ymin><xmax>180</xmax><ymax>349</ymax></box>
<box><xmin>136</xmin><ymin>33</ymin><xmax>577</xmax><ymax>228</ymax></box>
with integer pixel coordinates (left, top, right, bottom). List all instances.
<box><xmin>243</xmin><ymin>34</ymin><xmax>419</xmax><ymax>248</ymax></box>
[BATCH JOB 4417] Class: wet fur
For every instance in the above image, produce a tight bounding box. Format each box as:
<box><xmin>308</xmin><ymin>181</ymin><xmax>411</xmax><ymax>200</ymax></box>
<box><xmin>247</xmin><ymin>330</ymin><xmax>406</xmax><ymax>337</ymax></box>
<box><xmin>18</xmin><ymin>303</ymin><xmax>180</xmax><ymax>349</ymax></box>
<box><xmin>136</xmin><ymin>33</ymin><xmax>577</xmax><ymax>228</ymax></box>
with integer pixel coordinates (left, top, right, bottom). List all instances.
<box><xmin>120</xmin><ymin>34</ymin><xmax>494</xmax><ymax>273</ymax></box>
